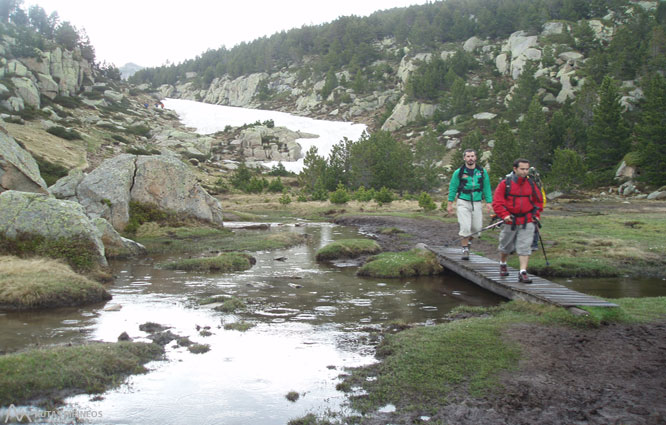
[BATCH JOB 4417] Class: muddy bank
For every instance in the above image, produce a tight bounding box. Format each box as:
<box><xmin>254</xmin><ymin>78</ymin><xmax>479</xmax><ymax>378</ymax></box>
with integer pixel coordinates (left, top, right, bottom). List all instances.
<box><xmin>334</xmin><ymin>215</ymin><xmax>498</xmax><ymax>258</ymax></box>
<box><xmin>359</xmin><ymin>320</ymin><xmax>666</xmax><ymax>425</ymax></box>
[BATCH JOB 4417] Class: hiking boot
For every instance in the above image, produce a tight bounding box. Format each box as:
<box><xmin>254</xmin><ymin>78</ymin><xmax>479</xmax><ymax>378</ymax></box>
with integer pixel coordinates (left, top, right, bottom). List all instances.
<box><xmin>499</xmin><ymin>264</ymin><xmax>509</xmax><ymax>276</ymax></box>
<box><xmin>461</xmin><ymin>247</ymin><xmax>469</xmax><ymax>260</ymax></box>
<box><xmin>518</xmin><ymin>271</ymin><xmax>532</xmax><ymax>284</ymax></box>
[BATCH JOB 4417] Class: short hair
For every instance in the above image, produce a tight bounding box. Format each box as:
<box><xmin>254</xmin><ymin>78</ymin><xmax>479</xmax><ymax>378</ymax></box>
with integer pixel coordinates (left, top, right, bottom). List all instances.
<box><xmin>513</xmin><ymin>158</ymin><xmax>530</xmax><ymax>168</ymax></box>
<box><xmin>462</xmin><ymin>149</ymin><xmax>477</xmax><ymax>159</ymax></box>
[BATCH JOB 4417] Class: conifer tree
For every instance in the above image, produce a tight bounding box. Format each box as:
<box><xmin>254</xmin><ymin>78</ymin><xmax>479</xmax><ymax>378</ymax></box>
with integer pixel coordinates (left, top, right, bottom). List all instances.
<box><xmin>635</xmin><ymin>74</ymin><xmax>666</xmax><ymax>186</ymax></box>
<box><xmin>586</xmin><ymin>75</ymin><xmax>631</xmax><ymax>172</ymax></box>
<box><xmin>506</xmin><ymin>61</ymin><xmax>539</xmax><ymax>121</ymax></box>
<box><xmin>519</xmin><ymin>95</ymin><xmax>551</xmax><ymax>172</ymax></box>
<box><xmin>489</xmin><ymin>123</ymin><xmax>520</xmax><ymax>184</ymax></box>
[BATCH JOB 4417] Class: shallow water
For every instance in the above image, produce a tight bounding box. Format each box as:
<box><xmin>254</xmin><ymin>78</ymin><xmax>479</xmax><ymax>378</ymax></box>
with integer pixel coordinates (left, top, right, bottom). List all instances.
<box><xmin>553</xmin><ymin>276</ymin><xmax>666</xmax><ymax>299</ymax></box>
<box><xmin>0</xmin><ymin>222</ymin><xmax>503</xmax><ymax>424</ymax></box>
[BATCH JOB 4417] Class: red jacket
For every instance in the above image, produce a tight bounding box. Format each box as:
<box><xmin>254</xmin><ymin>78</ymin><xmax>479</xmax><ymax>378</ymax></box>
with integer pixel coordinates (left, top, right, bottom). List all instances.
<box><xmin>492</xmin><ymin>175</ymin><xmax>543</xmax><ymax>226</ymax></box>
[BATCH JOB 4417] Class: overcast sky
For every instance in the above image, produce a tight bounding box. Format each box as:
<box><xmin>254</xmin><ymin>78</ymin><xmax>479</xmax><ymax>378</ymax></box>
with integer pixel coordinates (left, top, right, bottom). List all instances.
<box><xmin>26</xmin><ymin>0</ymin><xmax>431</xmax><ymax>68</ymax></box>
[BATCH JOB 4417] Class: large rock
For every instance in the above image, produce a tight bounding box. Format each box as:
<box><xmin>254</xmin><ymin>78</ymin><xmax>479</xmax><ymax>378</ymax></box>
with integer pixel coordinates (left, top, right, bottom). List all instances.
<box><xmin>0</xmin><ymin>129</ymin><xmax>48</xmax><ymax>194</ymax></box>
<box><xmin>131</xmin><ymin>155</ymin><xmax>224</xmax><ymax>225</ymax></box>
<box><xmin>10</xmin><ymin>77</ymin><xmax>40</xmax><ymax>109</ymax></box>
<box><xmin>76</xmin><ymin>154</ymin><xmax>136</xmax><ymax>230</ymax></box>
<box><xmin>64</xmin><ymin>154</ymin><xmax>224</xmax><ymax>231</ymax></box>
<box><xmin>0</xmin><ymin>191</ymin><xmax>107</xmax><ymax>267</ymax></box>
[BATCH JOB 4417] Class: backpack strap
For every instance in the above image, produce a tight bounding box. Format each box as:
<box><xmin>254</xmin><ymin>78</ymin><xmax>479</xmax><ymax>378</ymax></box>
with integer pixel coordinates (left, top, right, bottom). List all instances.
<box><xmin>504</xmin><ymin>176</ymin><xmax>539</xmax><ymax>229</ymax></box>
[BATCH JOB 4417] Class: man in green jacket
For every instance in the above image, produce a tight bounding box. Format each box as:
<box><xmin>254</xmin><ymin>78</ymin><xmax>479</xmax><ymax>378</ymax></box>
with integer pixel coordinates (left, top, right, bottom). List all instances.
<box><xmin>447</xmin><ymin>149</ymin><xmax>493</xmax><ymax>260</ymax></box>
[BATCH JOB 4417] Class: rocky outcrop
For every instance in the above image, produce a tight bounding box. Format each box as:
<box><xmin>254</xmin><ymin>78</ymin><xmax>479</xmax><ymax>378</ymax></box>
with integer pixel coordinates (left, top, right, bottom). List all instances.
<box><xmin>238</xmin><ymin>126</ymin><xmax>317</xmax><ymax>161</ymax></box>
<box><xmin>0</xmin><ymin>190</ymin><xmax>107</xmax><ymax>267</ymax></box>
<box><xmin>0</xmin><ymin>129</ymin><xmax>48</xmax><ymax>195</ymax></box>
<box><xmin>381</xmin><ymin>96</ymin><xmax>436</xmax><ymax>131</ymax></box>
<box><xmin>53</xmin><ymin>154</ymin><xmax>224</xmax><ymax>232</ymax></box>
<box><xmin>0</xmin><ymin>40</ymin><xmax>95</xmax><ymax>110</ymax></box>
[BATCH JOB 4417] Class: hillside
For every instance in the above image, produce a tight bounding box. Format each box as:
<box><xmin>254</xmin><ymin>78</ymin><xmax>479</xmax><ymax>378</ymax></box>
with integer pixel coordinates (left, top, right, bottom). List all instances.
<box><xmin>1</xmin><ymin>0</ymin><xmax>665</xmax><ymax>199</ymax></box>
<box><xmin>130</xmin><ymin>0</ymin><xmax>666</xmax><ymax>193</ymax></box>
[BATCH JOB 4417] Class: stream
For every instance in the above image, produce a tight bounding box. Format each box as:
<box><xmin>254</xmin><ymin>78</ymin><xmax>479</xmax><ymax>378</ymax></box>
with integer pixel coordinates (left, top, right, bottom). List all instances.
<box><xmin>0</xmin><ymin>222</ymin><xmax>503</xmax><ymax>424</ymax></box>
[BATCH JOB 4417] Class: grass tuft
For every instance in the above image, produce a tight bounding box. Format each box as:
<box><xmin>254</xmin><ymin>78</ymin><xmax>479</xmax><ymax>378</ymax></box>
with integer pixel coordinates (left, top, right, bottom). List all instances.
<box><xmin>0</xmin><ymin>256</ymin><xmax>111</xmax><ymax>310</ymax></box>
<box><xmin>160</xmin><ymin>252</ymin><xmax>255</xmax><ymax>273</ymax></box>
<box><xmin>357</xmin><ymin>249</ymin><xmax>443</xmax><ymax>278</ymax></box>
<box><xmin>0</xmin><ymin>342</ymin><xmax>163</xmax><ymax>406</ymax></box>
<box><xmin>315</xmin><ymin>238</ymin><xmax>381</xmax><ymax>261</ymax></box>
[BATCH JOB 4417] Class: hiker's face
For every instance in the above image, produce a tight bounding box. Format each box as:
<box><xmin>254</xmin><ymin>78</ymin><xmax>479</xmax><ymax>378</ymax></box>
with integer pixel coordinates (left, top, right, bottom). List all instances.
<box><xmin>514</xmin><ymin>162</ymin><xmax>530</xmax><ymax>178</ymax></box>
<box><xmin>463</xmin><ymin>152</ymin><xmax>476</xmax><ymax>166</ymax></box>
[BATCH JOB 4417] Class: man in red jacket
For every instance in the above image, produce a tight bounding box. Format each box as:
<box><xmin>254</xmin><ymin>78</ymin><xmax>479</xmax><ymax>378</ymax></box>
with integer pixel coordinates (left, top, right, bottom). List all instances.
<box><xmin>492</xmin><ymin>158</ymin><xmax>543</xmax><ymax>283</ymax></box>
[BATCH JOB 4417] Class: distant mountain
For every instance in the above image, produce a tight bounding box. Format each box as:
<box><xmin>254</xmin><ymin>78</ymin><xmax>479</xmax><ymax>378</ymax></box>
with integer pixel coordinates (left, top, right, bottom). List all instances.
<box><xmin>119</xmin><ymin>63</ymin><xmax>144</xmax><ymax>79</ymax></box>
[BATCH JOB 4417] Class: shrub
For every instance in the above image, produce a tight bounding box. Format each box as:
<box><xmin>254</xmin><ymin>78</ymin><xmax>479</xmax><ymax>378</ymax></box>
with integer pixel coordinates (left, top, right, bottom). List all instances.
<box><xmin>418</xmin><ymin>192</ymin><xmax>437</xmax><ymax>211</ymax></box>
<box><xmin>329</xmin><ymin>183</ymin><xmax>350</xmax><ymax>204</ymax></box>
<box><xmin>279</xmin><ymin>191</ymin><xmax>292</xmax><ymax>206</ymax></box>
<box><xmin>374</xmin><ymin>187</ymin><xmax>394</xmax><ymax>205</ymax></box>
<box><xmin>267</xmin><ymin>177</ymin><xmax>285</xmax><ymax>193</ymax></box>
<box><xmin>125</xmin><ymin>125</ymin><xmax>151</xmax><ymax>137</ymax></box>
<box><xmin>353</xmin><ymin>186</ymin><xmax>376</xmax><ymax>202</ymax></box>
<box><xmin>46</xmin><ymin>126</ymin><xmax>82</xmax><ymax>140</ymax></box>
<box><xmin>34</xmin><ymin>156</ymin><xmax>69</xmax><ymax>186</ymax></box>
<box><xmin>53</xmin><ymin>95</ymin><xmax>82</xmax><ymax>109</ymax></box>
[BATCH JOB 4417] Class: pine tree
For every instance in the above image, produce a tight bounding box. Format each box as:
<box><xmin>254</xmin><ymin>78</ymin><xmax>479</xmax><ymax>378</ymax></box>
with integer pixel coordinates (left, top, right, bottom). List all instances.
<box><xmin>518</xmin><ymin>95</ymin><xmax>551</xmax><ymax>172</ymax></box>
<box><xmin>489</xmin><ymin>123</ymin><xmax>520</xmax><ymax>184</ymax></box>
<box><xmin>586</xmin><ymin>76</ymin><xmax>631</xmax><ymax>172</ymax></box>
<box><xmin>635</xmin><ymin>74</ymin><xmax>666</xmax><ymax>186</ymax></box>
<box><xmin>547</xmin><ymin>149</ymin><xmax>587</xmax><ymax>192</ymax></box>
<box><xmin>506</xmin><ymin>61</ymin><xmax>539</xmax><ymax>122</ymax></box>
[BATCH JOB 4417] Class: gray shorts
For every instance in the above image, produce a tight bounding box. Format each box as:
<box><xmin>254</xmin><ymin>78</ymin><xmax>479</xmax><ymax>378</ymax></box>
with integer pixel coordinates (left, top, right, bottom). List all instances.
<box><xmin>498</xmin><ymin>222</ymin><xmax>535</xmax><ymax>256</ymax></box>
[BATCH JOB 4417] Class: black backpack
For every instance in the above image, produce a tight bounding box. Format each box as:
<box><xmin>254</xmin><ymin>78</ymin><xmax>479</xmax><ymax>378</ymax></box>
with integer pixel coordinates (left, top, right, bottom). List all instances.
<box><xmin>456</xmin><ymin>165</ymin><xmax>485</xmax><ymax>197</ymax></box>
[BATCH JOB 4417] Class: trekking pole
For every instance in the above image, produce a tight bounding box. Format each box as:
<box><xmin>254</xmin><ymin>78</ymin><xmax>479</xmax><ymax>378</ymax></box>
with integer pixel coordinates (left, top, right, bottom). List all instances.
<box><xmin>444</xmin><ymin>219</ymin><xmax>503</xmax><ymax>247</ymax></box>
<box><xmin>535</xmin><ymin>224</ymin><xmax>550</xmax><ymax>266</ymax></box>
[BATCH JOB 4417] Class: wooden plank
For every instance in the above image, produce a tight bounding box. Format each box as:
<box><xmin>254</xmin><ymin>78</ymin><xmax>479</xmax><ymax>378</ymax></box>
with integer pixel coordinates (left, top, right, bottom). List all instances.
<box><xmin>427</xmin><ymin>245</ymin><xmax>618</xmax><ymax>308</ymax></box>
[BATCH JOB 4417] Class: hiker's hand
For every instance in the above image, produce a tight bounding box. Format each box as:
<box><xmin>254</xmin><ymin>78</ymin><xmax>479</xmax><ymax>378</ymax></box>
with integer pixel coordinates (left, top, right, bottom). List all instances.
<box><xmin>503</xmin><ymin>215</ymin><xmax>513</xmax><ymax>224</ymax></box>
<box><xmin>447</xmin><ymin>204</ymin><xmax>454</xmax><ymax>215</ymax></box>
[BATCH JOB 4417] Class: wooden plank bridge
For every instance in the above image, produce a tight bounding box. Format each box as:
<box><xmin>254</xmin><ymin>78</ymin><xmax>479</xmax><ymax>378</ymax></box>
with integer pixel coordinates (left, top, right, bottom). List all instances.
<box><xmin>427</xmin><ymin>246</ymin><xmax>618</xmax><ymax>308</ymax></box>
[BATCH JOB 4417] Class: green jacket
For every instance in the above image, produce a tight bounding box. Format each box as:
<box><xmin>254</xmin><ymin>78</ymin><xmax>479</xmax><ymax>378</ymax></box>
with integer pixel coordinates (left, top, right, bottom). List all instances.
<box><xmin>448</xmin><ymin>166</ymin><xmax>493</xmax><ymax>203</ymax></box>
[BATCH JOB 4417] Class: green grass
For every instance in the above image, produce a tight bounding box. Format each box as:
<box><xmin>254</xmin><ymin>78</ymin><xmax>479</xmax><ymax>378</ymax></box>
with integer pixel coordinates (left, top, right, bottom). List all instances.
<box><xmin>0</xmin><ymin>342</ymin><xmax>163</xmax><ymax>406</ymax></box>
<box><xmin>357</xmin><ymin>249</ymin><xmax>444</xmax><ymax>278</ymax></box>
<box><xmin>342</xmin><ymin>298</ymin><xmax>666</xmax><ymax>414</ymax></box>
<box><xmin>0</xmin><ymin>256</ymin><xmax>111</xmax><ymax>309</ymax></box>
<box><xmin>315</xmin><ymin>238</ymin><xmax>381</xmax><ymax>261</ymax></box>
<box><xmin>135</xmin><ymin>225</ymin><xmax>305</xmax><ymax>255</ymax></box>
<box><xmin>160</xmin><ymin>252</ymin><xmax>255</xmax><ymax>273</ymax></box>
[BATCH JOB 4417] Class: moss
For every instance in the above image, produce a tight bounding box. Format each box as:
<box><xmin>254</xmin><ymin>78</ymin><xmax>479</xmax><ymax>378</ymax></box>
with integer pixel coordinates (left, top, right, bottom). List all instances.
<box><xmin>0</xmin><ymin>233</ymin><xmax>100</xmax><ymax>272</ymax></box>
<box><xmin>33</xmin><ymin>155</ymin><xmax>69</xmax><ymax>186</ymax></box>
